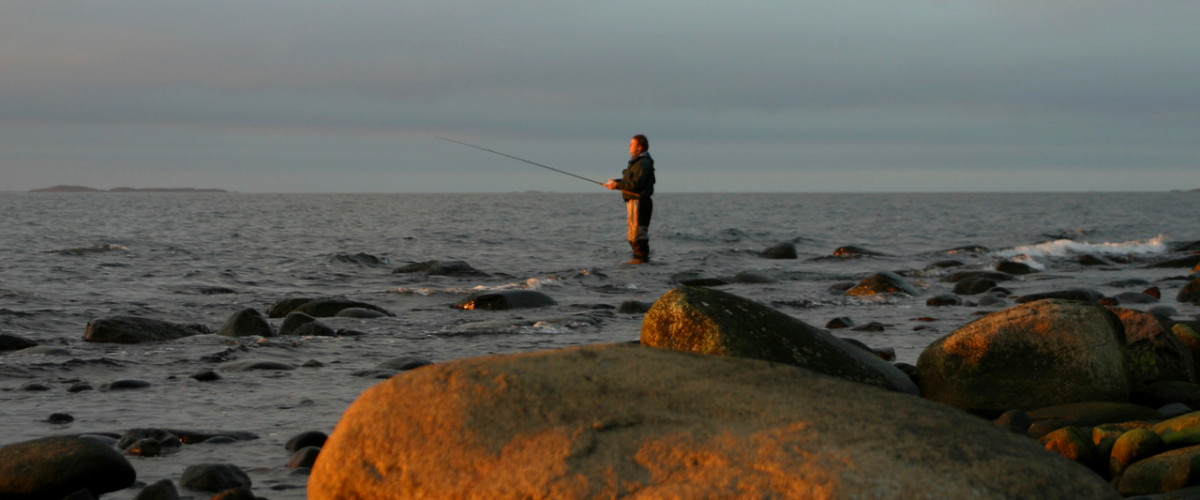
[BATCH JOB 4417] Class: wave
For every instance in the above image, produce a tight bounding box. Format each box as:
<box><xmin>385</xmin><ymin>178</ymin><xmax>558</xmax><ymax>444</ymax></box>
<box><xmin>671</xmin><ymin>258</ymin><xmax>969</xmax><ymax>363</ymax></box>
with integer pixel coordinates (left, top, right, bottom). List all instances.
<box><xmin>993</xmin><ymin>235</ymin><xmax>1169</xmax><ymax>261</ymax></box>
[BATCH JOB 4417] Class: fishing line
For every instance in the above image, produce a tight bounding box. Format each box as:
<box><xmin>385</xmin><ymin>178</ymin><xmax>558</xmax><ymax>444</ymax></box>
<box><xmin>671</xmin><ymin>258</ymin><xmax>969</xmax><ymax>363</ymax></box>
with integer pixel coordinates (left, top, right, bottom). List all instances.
<box><xmin>436</xmin><ymin>136</ymin><xmax>607</xmax><ymax>186</ymax></box>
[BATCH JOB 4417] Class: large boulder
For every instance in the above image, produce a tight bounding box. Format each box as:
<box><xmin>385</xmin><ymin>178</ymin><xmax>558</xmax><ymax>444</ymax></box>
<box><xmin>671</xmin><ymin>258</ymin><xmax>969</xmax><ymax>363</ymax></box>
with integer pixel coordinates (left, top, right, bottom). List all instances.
<box><xmin>642</xmin><ymin>286</ymin><xmax>916</xmax><ymax>394</ymax></box>
<box><xmin>309</xmin><ymin>343</ymin><xmax>1118</xmax><ymax>500</ymax></box>
<box><xmin>1179</xmin><ymin>278</ymin><xmax>1200</xmax><ymax>304</ymax></box>
<box><xmin>916</xmin><ymin>299</ymin><xmax>1130</xmax><ymax>414</ymax></box>
<box><xmin>215</xmin><ymin>308</ymin><xmax>274</xmax><ymax>338</ymax></box>
<box><xmin>83</xmin><ymin>316</ymin><xmax>209</xmax><ymax>343</ymax></box>
<box><xmin>1109</xmin><ymin>306</ymin><xmax>1195</xmax><ymax>384</ymax></box>
<box><xmin>845</xmin><ymin>271</ymin><xmax>920</xmax><ymax>297</ymax></box>
<box><xmin>0</xmin><ymin>436</ymin><xmax>136</xmax><ymax>499</ymax></box>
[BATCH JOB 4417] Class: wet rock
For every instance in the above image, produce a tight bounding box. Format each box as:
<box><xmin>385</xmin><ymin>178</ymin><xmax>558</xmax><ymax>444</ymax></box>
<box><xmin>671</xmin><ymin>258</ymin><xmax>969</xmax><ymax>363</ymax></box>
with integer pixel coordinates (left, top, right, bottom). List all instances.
<box><xmin>617</xmin><ymin>300</ymin><xmax>653</xmax><ymax>314</ymax></box>
<box><xmin>0</xmin><ymin>435</ymin><xmax>136</xmax><ymax>499</ymax></box>
<box><xmin>47</xmin><ymin>413</ymin><xmax>74</xmax><ymax>424</ymax></box>
<box><xmin>210</xmin><ymin>486</ymin><xmax>256</xmax><ymax>500</ymax></box>
<box><xmin>1110</xmin><ymin>307</ymin><xmax>1194</xmax><ymax>384</ymax></box>
<box><xmin>221</xmin><ymin>360</ymin><xmax>295</xmax><ymax>371</ymax></box>
<box><xmin>759</xmin><ymin>242</ymin><xmax>797</xmax><ymax>259</ymax></box>
<box><xmin>0</xmin><ymin>333</ymin><xmax>37</xmax><ymax>352</ymax></box>
<box><xmin>266</xmin><ymin>297</ymin><xmax>316</xmax><ymax>318</ymax></box>
<box><xmin>451</xmin><ymin>290</ymin><xmax>557</xmax><ymax>310</ymax></box>
<box><xmin>101</xmin><ymin>379</ymin><xmax>151</xmax><ymax>391</ymax></box>
<box><xmin>191</xmin><ymin>369</ymin><xmax>221</xmax><ymax>382</ymax></box>
<box><xmin>917</xmin><ymin>299</ymin><xmax>1130</xmax><ymax>414</ymax></box>
<box><xmin>940</xmin><ymin>270</ymin><xmax>1016</xmax><ymax>283</ymax></box>
<box><xmin>830</xmin><ymin>245</ymin><xmax>886</xmax><ymax>258</ymax></box>
<box><xmin>926</xmin><ymin>294</ymin><xmax>962</xmax><ymax>307</ymax></box>
<box><xmin>285</xmin><ymin>431</ymin><xmax>328</xmax><ymax>452</ymax></box>
<box><xmin>68</xmin><ymin>383</ymin><xmax>93</xmax><ymax>393</ymax></box>
<box><xmin>278</xmin><ymin>312</ymin><xmax>328</xmax><ymax>336</ymax></box>
<box><xmin>335</xmin><ymin>307</ymin><xmax>388</xmax><ymax>318</ymax></box>
<box><xmin>1152</xmin><ymin>411</ymin><xmax>1200</xmax><ymax>447</ymax></box>
<box><xmin>297</xmin><ymin>298</ymin><xmax>393</xmax><ymax>318</ymax></box>
<box><xmin>309</xmin><ymin>343</ymin><xmax>1117</xmax><ymax>500</ymax></box>
<box><xmin>328</xmin><ymin>252</ymin><xmax>389</xmax><ymax>266</ymax></box>
<box><xmin>83</xmin><ymin>316</ymin><xmax>209</xmax><ymax>344</ymax></box>
<box><xmin>216</xmin><ymin>308</ymin><xmax>273</xmax><ymax>337</ymax></box>
<box><xmin>1026</xmin><ymin>401</ymin><xmax>1163</xmax><ymax>428</ymax></box>
<box><xmin>179</xmin><ymin>463</ymin><xmax>251</xmax><ymax>493</ymax></box>
<box><xmin>393</xmin><ymin>260</ymin><xmax>487</xmax><ymax>276</ymax></box>
<box><xmin>925</xmin><ymin>259</ymin><xmax>964</xmax><ymax>270</ymax></box>
<box><xmin>996</xmin><ymin>260</ymin><xmax>1038</xmax><ymax>275</ymax></box>
<box><xmin>641</xmin><ymin>286</ymin><xmax>916</xmax><ymax>394</ymax></box>
<box><xmin>977</xmin><ymin>294</ymin><xmax>1008</xmax><ymax>307</ymax></box>
<box><xmin>1015</xmin><ymin>288</ymin><xmax>1105</xmax><ymax>303</ymax></box>
<box><xmin>952</xmin><ymin>278</ymin><xmax>996</xmax><ymax>295</ymax></box>
<box><xmin>1079</xmin><ymin>254</ymin><xmax>1112</xmax><ymax>266</ymax></box>
<box><xmin>133</xmin><ymin>479</ymin><xmax>180</xmax><ymax>500</ymax></box>
<box><xmin>993</xmin><ymin>409</ymin><xmax>1032</xmax><ymax>434</ymax></box>
<box><xmin>845</xmin><ymin>271</ymin><xmax>919</xmax><ymax>297</ymax></box>
<box><xmin>125</xmin><ymin>438</ymin><xmax>163</xmax><ymax>457</ymax></box>
<box><xmin>287</xmin><ymin>446</ymin><xmax>321</xmax><ymax>469</ymax></box>
<box><xmin>850</xmin><ymin>321</ymin><xmax>885</xmax><ymax>332</ymax></box>
<box><xmin>1148</xmin><ymin>255</ymin><xmax>1200</xmax><ymax>269</ymax></box>
<box><xmin>20</xmin><ymin>381</ymin><xmax>51</xmax><ymax>391</ymax></box>
<box><xmin>730</xmin><ymin>271</ymin><xmax>776</xmax><ymax>284</ymax></box>
<box><xmin>376</xmin><ymin>356</ymin><xmax>433</xmax><ymax>372</ymax></box>
<box><xmin>825</xmin><ymin>317</ymin><xmax>854</xmax><ymax>329</ymax></box>
<box><xmin>1180</xmin><ymin>279</ymin><xmax>1200</xmax><ymax>304</ymax></box>
<box><xmin>1112</xmin><ymin>291</ymin><xmax>1160</xmax><ymax>304</ymax></box>
<box><xmin>1038</xmin><ymin>426</ymin><xmax>1094</xmax><ymax>467</ymax></box>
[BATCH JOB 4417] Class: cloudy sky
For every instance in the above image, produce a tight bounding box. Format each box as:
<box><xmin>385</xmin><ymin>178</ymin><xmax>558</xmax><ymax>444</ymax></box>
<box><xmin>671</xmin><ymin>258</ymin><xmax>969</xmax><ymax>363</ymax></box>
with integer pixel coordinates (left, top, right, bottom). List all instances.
<box><xmin>2</xmin><ymin>1</ymin><xmax>1196</xmax><ymax>193</ymax></box>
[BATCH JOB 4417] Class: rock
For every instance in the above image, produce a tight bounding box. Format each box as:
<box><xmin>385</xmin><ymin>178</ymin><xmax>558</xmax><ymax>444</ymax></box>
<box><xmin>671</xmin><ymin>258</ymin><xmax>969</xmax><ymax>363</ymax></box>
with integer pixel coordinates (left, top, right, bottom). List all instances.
<box><xmin>996</xmin><ymin>260</ymin><xmax>1038</xmax><ymax>275</ymax></box>
<box><xmin>266</xmin><ymin>297</ymin><xmax>317</xmax><ymax>318</ymax></box>
<box><xmin>451</xmin><ymin>290</ymin><xmax>557</xmax><ymax>310</ymax></box>
<box><xmin>1015</xmin><ymin>288</ymin><xmax>1105</xmax><ymax>303</ymax></box>
<box><xmin>1148</xmin><ymin>255</ymin><xmax>1200</xmax><ymax>269</ymax></box>
<box><xmin>926</xmin><ymin>294</ymin><xmax>962</xmax><ymax>307</ymax></box>
<box><xmin>618</xmin><ymin>300</ymin><xmax>653</xmax><ymax>314</ymax></box>
<box><xmin>393</xmin><ymin>260</ymin><xmax>487</xmax><ymax>276</ymax></box>
<box><xmin>942</xmin><ymin>245</ymin><xmax>990</xmax><ymax>255</ymax></box>
<box><xmin>20</xmin><ymin>381</ymin><xmax>51</xmax><ymax>391</ymax></box>
<box><xmin>309</xmin><ymin>343</ymin><xmax>1117</xmax><ymax>500</ymax></box>
<box><xmin>916</xmin><ymin>299</ymin><xmax>1130</xmax><ymax>414</ymax></box>
<box><xmin>328</xmin><ymin>252</ymin><xmax>389</xmax><ymax>266</ymax></box>
<box><xmin>300</xmin><ymin>322</ymin><xmax>338</xmax><ymax>337</ymax></box>
<box><xmin>940</xmin><ymin>270</ymin><xmax>1015</xmax><ymax>283</ymax></box>
<box><xmin>730</xmin><ymin>270</ymin><xmax>776</xmax><ymax>284</ymax></box>
<box><xmin>179</xmin><ymin>463</ymin><xmax>251</xmax><ymax>493</ymax></box>
<box><xmin>845</xmin><ymin>271</ymin><xmax>919</xmax><ymax>296</ymax></box>
<box><xmin>977</xmin><ymin>295</ymin><xmax>1009</xmax><ymax>307</ymax></box>
<box><xmin>1038</xmin><ymin>426</ymin><xmax>1095</xmax><ymax>466</ymax></box>
<box><xmin>288</xmin><ymin>446</ymin><xmax>321</xmax><ymax>469</ymax></box>
<box><xmin>1180</xmin><ymin>279</ymin><xmax>1200</xmax><ymax>304</ymax></box>
<box><xmin>47</xmin><ymin>413</ymin><xmax>74</xmax><ymax>424</ymax></box>
<box><xmin>953</xmin><ymin>278</ymin><xmax>996</xmax><ymax>295</ymax></box>
<box><xmin>376</xmin><ymin>357</ymin><xmax>433</xmax><ymax>371</ymax></box>
<box><xmin>279</xmin><ymin>312</ymin><xmax>330</xmax><ymax>336</ymax></box>
<box><xmin>759</xmin><ymin>242</ymin><xmax>797</xmax><ymax>259</ymax></box>
<box><xmin>1117</xmin><ymin>444</ymin><xmax>1200</xmax><ymax>496</ymax></box>
<box><xmin>0</xmin><ymin>333</ymin><xmax>37</xmax><ymax>351</ymax></box>
<box><xmin>1111</xmin><ymin>428</ymin><xmax>1164</xmax><ymax>477</ymax></box>
<box><xmin>296</xmin><ymin>298</ymin><xmax>393</xmax><ymax>318</ymax></box>
<box><xmin>133</xmin><ymin>479</ymin><xmax>180</xmax><ymax>500</ymax></box>
<box><xmin>210</xmin><ymin>486</ymin><xmax>256</xmax><ymax>500</ymax></box>
<box><xmin>101</xmin><ymin>379</ymin><xmax>152</xmax><ymax>391</ymax></box>
<box><xmin>220</xmin><ymin>360</ymin><xmax>295</xmax><ymax>371</ymax></box>
<box><xmin>191</xmin><ymin>369</ymin><xmax>221</xmax><ymax>382</ymax></box>
<box><xmin>1113</xmin><ymin>291</ymin><xmax>1160</xmax><ymax>304</ymax></box>
<box><xmin>641</xmin><ymin>286</ymin><xmax>917</xmax><ymax>394</ymax></box>
<box><xmin>1133</xmin><ymin>381</ymin><xmax>1200</xmax><ymax>409</ymax></box>
<box><xmin>669</xmin><ymin>271</ymin><xmax>730</xmax><ymax>287</ymax></box>
<box><xmin>850</xmin><ymin>321</ymin><xmax>885</xmax><ymax>332</ymax></box>
<box><xmin>1110</xmin><ymin>307</ymin><xmax>1195</xmax><ymax>384</ymax></box>
<box><xmin>1152</xmin><ymin>412</ymin><xmax>1200</xmax><ymax>447</ymax></box>
<box><xmin>1176</xmin><ymin>324</ymin><xmax>1200</xmax><ymax>367</ymax></box>
<box><xmin>1025</xmin><ymin>401</ymin><xmax>1163</xmax><ymax>428</ymax></box>
<box><xmin>926</xmin><ymin>259</ymin><xmax>964</xmax><ymax>269</ymax></box>
<box><xmin>119</xmin><ymin>429</ymin><xmax>257</xmax><ymax>448</ymax></box>
<box><xmin>83</xmin><ymin>316</ymin><xmax>209</xmax><ymax>343</ymax></box>
<box><xmin>993</xmin><ymin>409</ymin><xmax>1033</xmax><ymax>434</ymax></box>
<box><xmin>125</xmin><ymin>438</ymin><xmax>163</xmax><ymax>457</ymax></box>
<box><xmin>830</xmin><ymin>245</ymin><xmax>886</xmax><ymax>258</ymax></box>
<box><xmin>334</xmin><ymin>307</ymin><xmax>388</xmax><ymax>318</ymax></box>
<box><xmin>216</xmin><ymin>308</ymin><xmax>273</xmax><ymax>337</ymax></box>
<box><xmin>824</xmin><ymin>317</ymin><xmax>854</xmax><ymax>329</ymax></box>
<box><xmin>1079</xmin><ymin>254</ymin><xmax>1113</xmax><ymax>266</ymax></box>
<box><xmin>0</xmin><ymin>435</ymin><xmax>136</xmax><ymax>499</ymax></box>
<box><xmin>285</xmin><ymin>431</ymin><xmax>328</xmax><ymax>452</ymax></box>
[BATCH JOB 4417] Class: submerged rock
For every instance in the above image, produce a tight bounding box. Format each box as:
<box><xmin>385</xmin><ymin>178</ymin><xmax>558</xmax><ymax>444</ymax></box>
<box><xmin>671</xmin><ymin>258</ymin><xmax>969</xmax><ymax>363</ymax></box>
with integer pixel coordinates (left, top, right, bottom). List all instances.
<box><xmin>845</xmin><ymin>271</ymin><xmax>919</xmax><ymax>297</ymax></box>
<box><xmin>0</xmin><ymin>333</ymin><xmax>37</xmax><ymax>351</ymax></box>
<box><xmin>83</xmin><ymin>316</ymin><xmax>209</xmax><ymax>344</ymax></box>
<box><xmin>1015</xmin><ymin>288</ymin><xmax>1105</xmax><ymax>303</ymax></box>
<box><xmin>328</xmin><ymin>252</ymin><xmax>389</xmax><ymax>267</ymax></box>
<box><xmin>830</xmin><ymin>245</ymin><xmax>886</xmax><ymax>258</ymax></box>
<box><xmin>1179</xmin><ymin>278</ymin><xmax>1200</xmax><ymax>304</ymax></box>
<box><xmin>180</xmin><ymin>463</ymin><xmax>251</xmax><ymax>493</ymax></box>
<box><xmin>917</xmin><ymin>299</ymin><xmax>1130</xmax><ymax>414</ymax></box>
<box><xmin>641</xmin><ymin>286</ymin><xmax>916</xmax><ymax>394</ymax></box>
<box><xmin>393</xmin><ymin>260</ymin><xmax>487</xmax><ymax>276</ymax></box>
<box><xmin>309</xmin><ymin>343</ymin><xmax>1117</xmax><ymax>500</ymax></box>
<box><xmin>451</xmin><ymin>290</ymin><xmax>557</xmax><ymax>310</ymax></box>
<box><xmin>759</xmin><ymin>241</ymin><xmax>797</xmax><ymax>259</ymax></box>
<box><xmin>294</xmin><ymin>298</ymin><xmax>394</xmax><ymax>318</ymax></box>
<box><xmin>0</xmin><ymin>435</ymin><xmax>136</xmax><ymax>499</ymax></box>
<box><xmin>216</xmin><ymin>308</ymin><xmax>273</xmax><ymax>338</ymax></box>
<box><xmin>996</xmin><ymin>260</ymin><xmax>1038</xmax><ymax>275</ymax></box>
<box><xmin>940</xmin><ymin>270</ymin><xmax>1016</xmax><ymax>283</ymax></box>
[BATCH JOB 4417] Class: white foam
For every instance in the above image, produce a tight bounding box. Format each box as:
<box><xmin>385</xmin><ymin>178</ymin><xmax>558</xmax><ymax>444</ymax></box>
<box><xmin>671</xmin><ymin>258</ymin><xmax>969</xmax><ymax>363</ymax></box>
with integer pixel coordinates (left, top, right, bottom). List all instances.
<box><xmin>994</xmin><ymin>235</ymin><xmax>1168</xmax><ymax>261</ymax></box>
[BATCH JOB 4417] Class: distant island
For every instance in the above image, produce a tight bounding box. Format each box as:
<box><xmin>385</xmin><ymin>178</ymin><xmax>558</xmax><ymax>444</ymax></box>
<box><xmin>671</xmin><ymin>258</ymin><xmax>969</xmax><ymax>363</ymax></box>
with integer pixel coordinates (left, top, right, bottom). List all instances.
<box><xmin>30</xmin><ymin>185</ymin><xmax>228</xmax><ymax>193</ymax></box>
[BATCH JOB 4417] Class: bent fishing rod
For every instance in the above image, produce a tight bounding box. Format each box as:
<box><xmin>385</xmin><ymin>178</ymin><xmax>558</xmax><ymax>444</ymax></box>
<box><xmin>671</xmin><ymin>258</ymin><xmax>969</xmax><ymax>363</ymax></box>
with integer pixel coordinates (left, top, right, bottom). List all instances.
<box><xmin>436</xmin><ymin>136</ymin><xmax>638</xmax><ymax>197</ymax></box>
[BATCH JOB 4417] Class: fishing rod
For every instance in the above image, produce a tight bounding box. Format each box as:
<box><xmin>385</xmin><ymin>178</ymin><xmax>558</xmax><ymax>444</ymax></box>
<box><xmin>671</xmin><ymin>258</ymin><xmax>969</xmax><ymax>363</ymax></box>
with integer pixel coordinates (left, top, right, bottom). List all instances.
<box><xmin>436</xmin><ymin>136</ymin><xmax>637</xmax><ymax>196</ymax></box>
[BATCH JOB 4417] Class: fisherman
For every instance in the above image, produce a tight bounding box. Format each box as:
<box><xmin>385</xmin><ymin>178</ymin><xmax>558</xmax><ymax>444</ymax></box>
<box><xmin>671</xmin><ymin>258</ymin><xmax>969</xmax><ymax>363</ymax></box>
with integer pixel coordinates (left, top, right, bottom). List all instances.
<box><xmin>603</xmin><ymin>134</ymin><xmax>655</xmax><ymax>264</ymax></box>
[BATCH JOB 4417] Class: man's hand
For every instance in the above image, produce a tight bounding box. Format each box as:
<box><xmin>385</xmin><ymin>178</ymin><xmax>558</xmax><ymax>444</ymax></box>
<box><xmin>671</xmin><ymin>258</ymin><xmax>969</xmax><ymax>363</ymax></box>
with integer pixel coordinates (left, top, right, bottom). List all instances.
<box><xmin>603</xmin><ymin>179</ymin><xmax>619</xmax><ymax>190</ymax></box>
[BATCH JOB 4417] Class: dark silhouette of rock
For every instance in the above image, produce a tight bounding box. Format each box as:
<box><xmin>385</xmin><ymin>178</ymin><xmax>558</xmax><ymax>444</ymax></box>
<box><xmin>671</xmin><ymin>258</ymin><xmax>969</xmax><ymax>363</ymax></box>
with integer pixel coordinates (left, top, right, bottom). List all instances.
<box><xmin>995</xmin><ymin>260</ymin><xmax>1037</xmax><ymax>275</ymax></box>
<box><xmin>1179</xmin><ymin>279</ymin><xmax>1200</xmax><ymax>304</ymax></box>
<box><xmin>759</xmin><ymin>242</ymin><xmax>797</xmax><ymax>259</ymax></box>
<box><xmin>216</xmin><ymin>308</ymin><xmax>273</xmax><ymax>337</ymax></box>
<box><xmin>1016</xmin><ymin>289</ymin><xmax>1104</xmax><ymax>303</ymax></box>
<box><xmin>952</xmin><ymin>278</ymin><xmax>996</xmax><ymax>295</ymax></box>
<box><xmin>845</xmin><ymin>271</ymin><xmax>919</xmax><ymax>296</ymax></box>
<box><xmin>0</xmin><ymin>436</ymin><xmax>136</xmax><ymax>499</ymax></box>
<box><xmin>0</xmin><ymin>333</ymin><xmax>37</xmax><ymax>351</ymax></box>
<box><xmin>83</xmin><ymin>316</ymin><xmax>209</xmax><ymax>344</ymax></box>
<box><xmin>179</xmin><ymin>463</ymin><xmax>251</xmax><ymax>493</ymax></box>
<box><xmin>285</xmin><ymin>431</ymin><xmax>328</xmax><ymax>452</ymax></box>
<box><xmin>132</xmin><ymin>479</ymin><xmax>180</xmax><ymax>500</ymax></box>
<box><xmin>393</xmin><ymin>260</ymin><xmax>487</xmax><ymax>276</ymax></box>
<box><xmin>940</xmin><ymin>270</ymin><xmax>1015</xmax><ymax>283</ymax></box>
<box><xmin>451</xmin><ymin>290</ymin><xmax>557</xmax><ymax>310</ymax></box>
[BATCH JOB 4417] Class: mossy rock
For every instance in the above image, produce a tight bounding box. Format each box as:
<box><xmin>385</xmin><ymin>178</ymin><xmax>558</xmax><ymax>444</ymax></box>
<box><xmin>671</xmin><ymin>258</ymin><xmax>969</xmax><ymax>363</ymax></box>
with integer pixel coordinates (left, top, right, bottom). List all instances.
<box><xmin>1111</xmin><ymin>428</ymin><xmax>1165</xmax><ymax>477</ymax></box>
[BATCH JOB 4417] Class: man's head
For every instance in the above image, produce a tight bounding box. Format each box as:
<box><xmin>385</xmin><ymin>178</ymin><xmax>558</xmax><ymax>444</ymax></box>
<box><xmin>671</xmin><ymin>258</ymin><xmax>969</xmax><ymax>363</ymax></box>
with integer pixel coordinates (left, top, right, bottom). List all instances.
<box><xmin>629</xmin><ymin>134</ymin><xmax>648</xmax><ymax>156</ymax></box>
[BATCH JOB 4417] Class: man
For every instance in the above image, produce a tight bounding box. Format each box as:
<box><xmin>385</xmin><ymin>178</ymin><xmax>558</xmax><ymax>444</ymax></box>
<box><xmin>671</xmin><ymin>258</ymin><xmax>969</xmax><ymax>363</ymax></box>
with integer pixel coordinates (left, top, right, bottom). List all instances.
<box><xmin>603</xmin><ymin>134</ymin><xmax>655</xmax><ymax>264</ymax></box>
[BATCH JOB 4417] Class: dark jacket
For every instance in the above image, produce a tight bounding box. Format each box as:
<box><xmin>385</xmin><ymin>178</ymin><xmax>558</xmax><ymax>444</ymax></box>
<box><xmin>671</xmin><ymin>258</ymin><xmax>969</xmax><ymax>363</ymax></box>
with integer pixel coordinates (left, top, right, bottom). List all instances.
<box><xmin>617</xmin><ymin>152</ymin><xmax>655</xmax><ymax>201</ymax></box>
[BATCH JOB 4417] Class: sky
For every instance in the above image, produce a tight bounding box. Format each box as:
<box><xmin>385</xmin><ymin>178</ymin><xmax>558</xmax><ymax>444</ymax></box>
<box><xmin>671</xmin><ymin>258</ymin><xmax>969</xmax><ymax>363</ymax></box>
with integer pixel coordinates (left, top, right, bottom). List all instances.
<box><xmin>1</xmin><ymin>1</ymin><xmax>1197</xmax><ymax>193</ymax></box>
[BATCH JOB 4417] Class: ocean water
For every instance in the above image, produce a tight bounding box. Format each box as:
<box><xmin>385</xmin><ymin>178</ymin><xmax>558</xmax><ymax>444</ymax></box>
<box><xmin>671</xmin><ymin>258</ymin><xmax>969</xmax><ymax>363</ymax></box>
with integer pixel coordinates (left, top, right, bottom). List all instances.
<box><xmin>1</xmin><ymin>191</ymin><xmax>1198</xmax><ymax>498</ymax></box>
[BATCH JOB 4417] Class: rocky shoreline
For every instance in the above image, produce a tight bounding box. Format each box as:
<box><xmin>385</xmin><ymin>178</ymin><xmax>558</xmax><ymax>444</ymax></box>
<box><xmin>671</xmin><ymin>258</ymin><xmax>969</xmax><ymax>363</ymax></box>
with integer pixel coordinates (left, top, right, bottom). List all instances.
<box><xmin>3</xmin><ymin>247</ymin><xmax>1200</xmax><ymax>498</ymax></box>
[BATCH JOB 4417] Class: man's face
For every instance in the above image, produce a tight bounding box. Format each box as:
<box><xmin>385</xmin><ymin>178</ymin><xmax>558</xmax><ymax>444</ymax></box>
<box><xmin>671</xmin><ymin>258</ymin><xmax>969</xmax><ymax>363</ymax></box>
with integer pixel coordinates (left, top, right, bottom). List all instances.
<box><xmin>629</xmin><ymin>138</ymin><xmax>641</xmax><ymax>156</ymax></box>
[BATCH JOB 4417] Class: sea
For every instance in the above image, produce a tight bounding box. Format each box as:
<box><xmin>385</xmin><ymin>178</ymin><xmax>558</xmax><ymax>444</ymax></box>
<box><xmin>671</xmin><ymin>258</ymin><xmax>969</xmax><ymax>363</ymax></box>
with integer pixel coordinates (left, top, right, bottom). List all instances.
<box><xmin>1</xmin><ymin>191</ymin><xmax>1198</xmax><ymax>498</ymax></box>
